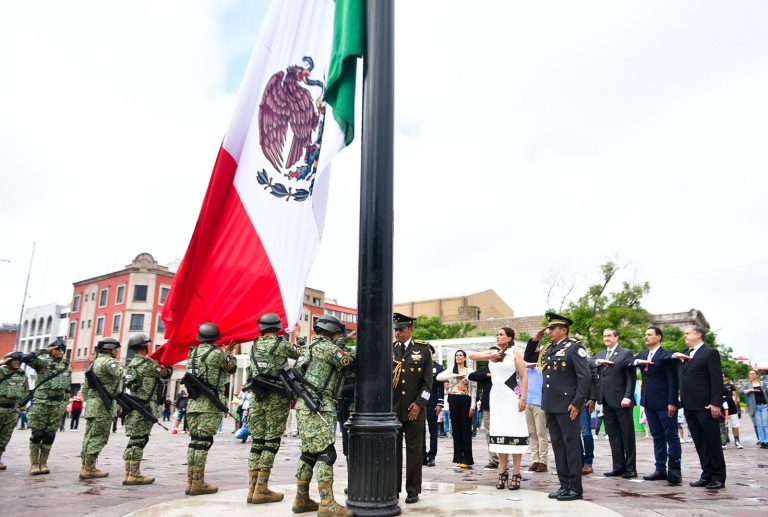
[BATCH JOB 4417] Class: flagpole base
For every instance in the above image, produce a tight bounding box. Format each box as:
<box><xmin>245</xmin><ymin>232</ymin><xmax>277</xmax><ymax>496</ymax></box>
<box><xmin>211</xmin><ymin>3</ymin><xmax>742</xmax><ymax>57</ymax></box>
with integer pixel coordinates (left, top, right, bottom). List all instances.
<box><xmin>345</xmin><ymin>412</ymin><xmax>402</xmax><ymax>516</ymax></box>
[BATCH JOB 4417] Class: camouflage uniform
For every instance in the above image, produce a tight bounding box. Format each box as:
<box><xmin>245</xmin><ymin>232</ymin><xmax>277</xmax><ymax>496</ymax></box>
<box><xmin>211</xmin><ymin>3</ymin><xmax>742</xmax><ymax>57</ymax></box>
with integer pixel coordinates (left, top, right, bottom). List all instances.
<box><xmin>294</xmin><ymin>335</ymin><xmax>355</xmax><ymax>514</ymax></box>
<box><xmin>122</xmin><ymin>354</ymin><xmax>172</xmax><ymax>484</ymax></box>
<box><xmin>0</xmin><ymin>364</ymin><xmax>29</xmax><ymax>470</ymax></box>
<box><xmin>80</xmin><ymin>352</ymin><xmax>124</xmax><ymax>477</ymax></box>
<box><xmin>185</xmin><ymin>341</ymin><xmax>236</xmax><ymax>494</ymax></box>
<box><xmin>24</xmin><ymin>348</ymin><xmax>71</xmax><ymax>474</ymax></box>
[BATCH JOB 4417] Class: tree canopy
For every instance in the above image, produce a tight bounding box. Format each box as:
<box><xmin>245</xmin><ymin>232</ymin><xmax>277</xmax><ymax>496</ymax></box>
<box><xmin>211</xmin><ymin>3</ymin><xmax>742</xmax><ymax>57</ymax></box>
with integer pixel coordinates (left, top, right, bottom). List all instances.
<box><xmin>411</xmin><ymin>316</ymin><xmax>476</xmax><ymax>341</ymax></box>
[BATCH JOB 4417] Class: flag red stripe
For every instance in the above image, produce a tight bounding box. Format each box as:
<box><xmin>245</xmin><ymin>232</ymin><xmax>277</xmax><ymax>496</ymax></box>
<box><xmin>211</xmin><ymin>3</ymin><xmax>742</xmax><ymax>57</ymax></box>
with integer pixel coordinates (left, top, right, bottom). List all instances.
<box><xmin>152</xmin><ymin>147</ymin><xmax>286</xmax><ymax>366</ymax></box>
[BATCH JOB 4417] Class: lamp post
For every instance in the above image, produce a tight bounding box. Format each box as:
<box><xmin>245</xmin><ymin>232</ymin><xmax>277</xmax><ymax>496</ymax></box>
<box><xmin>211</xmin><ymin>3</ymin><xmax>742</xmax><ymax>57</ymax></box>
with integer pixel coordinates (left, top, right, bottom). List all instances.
<box><xmin>14</xmin><ymin>242</ymin><xmax>35</xmax><ymax>352</ymax></box>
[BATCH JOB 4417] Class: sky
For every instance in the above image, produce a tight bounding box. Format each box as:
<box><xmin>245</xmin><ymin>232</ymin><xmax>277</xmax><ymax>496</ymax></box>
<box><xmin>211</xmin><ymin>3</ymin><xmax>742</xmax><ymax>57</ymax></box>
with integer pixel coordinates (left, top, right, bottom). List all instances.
<box><xmin>1</xmin><ymin>1</ymin><xmax>767</xmax><ymax>363</ymax></box>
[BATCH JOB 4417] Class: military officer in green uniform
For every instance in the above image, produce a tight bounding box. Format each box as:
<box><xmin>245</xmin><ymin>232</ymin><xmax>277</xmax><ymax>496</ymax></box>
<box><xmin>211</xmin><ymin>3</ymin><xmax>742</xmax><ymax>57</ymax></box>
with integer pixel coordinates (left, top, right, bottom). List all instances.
<box><xmin>0</xmin><ymin>351</ymin><xmax>30</xmax><ymax>470</ymax></box>
<box><xmin>185</xmin><ymin>322</ymin><xmax>238</xmax><ymax>496</ymax></box>
<box><xmin>79</xmin><ymin>337</ymin><xmax>124</xmax><ymax>479</ymax></box>
<box><xmin>536</xmin><ymin>312</ymin><xmax>591</xmax><ymax>501</ymax></box>
<box><xmin>245</xmin><ymin>313</ymin><xmax>299</xmax><ymax>504</ymax></box>
<box><xmin>122</xmin><ymin>333</ymin><xmax>173</xmax><ymax>485</ymax></box>
<box><xmin>392</xmin><ymin>312</ymin><xmax>433</xmax><ymax>504</ymax></box>
<box><xmin>293</xmin><ymin>314</ymin><xmax>355</xmax><ymax>517</ymax></box>
<box><xmin>22</xmin><ymin>338</ymin><xmax>71</xmax><ymax>475</ymax></box>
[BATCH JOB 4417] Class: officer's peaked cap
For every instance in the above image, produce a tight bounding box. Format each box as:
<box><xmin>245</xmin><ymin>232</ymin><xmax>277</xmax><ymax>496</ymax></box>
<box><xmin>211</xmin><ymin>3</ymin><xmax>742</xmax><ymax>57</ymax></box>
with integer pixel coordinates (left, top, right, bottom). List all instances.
<box><xmin>393</xmin><ymin>313</ymin><xmax>416</xmax><ymax>329</ymax></box>
<box><xmin>545</xmin><ymin>312</ymin><xmax>574</xmax><ymax>328</ymax></box>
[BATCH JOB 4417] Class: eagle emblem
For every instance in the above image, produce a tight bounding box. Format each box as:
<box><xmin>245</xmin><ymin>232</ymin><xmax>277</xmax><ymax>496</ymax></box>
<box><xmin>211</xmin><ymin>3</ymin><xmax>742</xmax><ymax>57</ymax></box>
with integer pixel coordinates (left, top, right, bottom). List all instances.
<box><xmin>256</xmin><ymin>56</ymin><xmax>326</xmax><ymax>202</ymax></box>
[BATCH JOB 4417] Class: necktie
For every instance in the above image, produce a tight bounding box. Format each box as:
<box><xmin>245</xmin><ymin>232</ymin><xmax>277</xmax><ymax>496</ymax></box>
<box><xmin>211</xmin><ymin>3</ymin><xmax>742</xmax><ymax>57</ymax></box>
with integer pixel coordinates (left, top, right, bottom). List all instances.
<box><xmin>645</xmin><ymin>351</ymin><xmax>653</xmax><ymax>372</ymax></box>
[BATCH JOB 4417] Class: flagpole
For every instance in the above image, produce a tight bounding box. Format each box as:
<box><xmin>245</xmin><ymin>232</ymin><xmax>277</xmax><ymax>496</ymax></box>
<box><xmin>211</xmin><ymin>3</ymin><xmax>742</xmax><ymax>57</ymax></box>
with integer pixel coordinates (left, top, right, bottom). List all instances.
<box><xmin>346</xmin><ymin>0</ymin><xmax>400</xmax><ymax>516</ymax></box>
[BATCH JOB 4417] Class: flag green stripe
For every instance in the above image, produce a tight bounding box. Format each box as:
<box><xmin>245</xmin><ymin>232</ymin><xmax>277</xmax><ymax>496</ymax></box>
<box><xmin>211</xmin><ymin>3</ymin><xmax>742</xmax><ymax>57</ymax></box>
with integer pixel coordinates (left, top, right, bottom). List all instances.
<box><xmin>325</xmin><ymin>0</ymin><xmax>364</xmax><ymax>146</ymax></box>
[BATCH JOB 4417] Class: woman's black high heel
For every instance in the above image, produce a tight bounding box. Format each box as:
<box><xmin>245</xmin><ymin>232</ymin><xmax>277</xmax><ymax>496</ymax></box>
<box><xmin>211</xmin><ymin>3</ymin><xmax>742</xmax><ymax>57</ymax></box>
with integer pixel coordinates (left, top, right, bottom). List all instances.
<box><xmin>509</xmin><ymin>472</ymin><xmax>522</xmax><ymax>490</ymax></box>
<box><xmin>496</xmin><ymin>471</ymin><xmax>508</xmax><ymax>489</ymax></box>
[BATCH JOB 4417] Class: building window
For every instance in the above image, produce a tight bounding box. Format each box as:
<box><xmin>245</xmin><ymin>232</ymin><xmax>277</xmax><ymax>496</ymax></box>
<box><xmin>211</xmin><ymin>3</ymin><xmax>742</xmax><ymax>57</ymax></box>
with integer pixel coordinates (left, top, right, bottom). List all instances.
<box><xmin>68</xmin><ymin>321</ymin><xmax>76</xmax><ymax>338</ymax></box>
<box><xmin>99</xmin><ymin>288</ymin><xmax>109</xmax><ymax>307</ymax></box>
<box><xmin>133</xmin><ymin>285</ymin><xmax>148</xmax><ymax>302</ymax></box>
<box><xmin>113</xmin><ymin>314</ymin><xmax>122</xmax><ymax>332</ymax></box>
<box><xmin>130</xmin><ymin>314</ymin><xmax>145</xmax><ymax>331</ymax></box>
<box><xmin>96</xmin><ymin>317</ymin><xmax>104</xmax><ymax>335</ymax></box>
<box><xmin>157</xmin><ymin>316</ymin><xmax>166</xmax><ymax>333</ymax></box>
<box><xmin>81</xmin><ymin>321</ymin><xmax>85</xmax><ymax>329</ymax></box>
<box><xmin>72</xmin><ymin>295</ymin><xmax>80</xmax><ymax>312</ymax></box>
<box><xmin>116</xmin><ymin>285</ymin><xmax>125</xmax><ymax>304</ymax></box>
<box><xmin>159</xmin><ymin>286</ymin><xmax>170</xmax><ymax>305</ymax></box>
<box><xmin>87</xmin><ymin>320</ymin><xmax>92</xmax><ymax>328</ymax></box>
<box><xmin>313</xmin><ymin>297</ymin><xmax>321</xmax><ymax>307</ymax></box>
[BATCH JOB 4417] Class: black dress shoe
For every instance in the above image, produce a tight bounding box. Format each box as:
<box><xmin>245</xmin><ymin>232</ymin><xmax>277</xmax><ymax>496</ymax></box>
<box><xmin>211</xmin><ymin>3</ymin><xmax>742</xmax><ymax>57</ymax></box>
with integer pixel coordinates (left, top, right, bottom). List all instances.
<box><xmin>689</xmin><ymin>478</ymin><xmax>710</xmax><ymax>487</ymax></box>
<box><xmin>548</xmin><ymin>488</ymin><xmax>567</xmax><ymax>499</ymax></box>
<box><xmin>405</xmin><ymin>492</ymin><xmax>419</xmax><ymax>504</ymax></box>
<box><xmin>557</xmin><ymin>489</ymin><xmax>583</xmax><ymax>501</ymax></box>
<box><xmin>604</xmin><ymin>470</ymin><xmax>625</xmax><ymax>477</ymax></box>
<box><xmin>705</xmin><ymin>481</ymin><xmax>725</xmax><ymax>490</ymax></box>
<box><xmin>622</xmin><ymin>471</ymin><xmax>638</xmax><ymax>479</ymax></box>
<box><xmin>426</xmin><ymin>459</ymin><xmax>436</xmax><ymax>467</ymax></box>
<box><xmin>643</xmin><ymin>471</ymin><xmax>667</xmax><ymax>481</ymax></box>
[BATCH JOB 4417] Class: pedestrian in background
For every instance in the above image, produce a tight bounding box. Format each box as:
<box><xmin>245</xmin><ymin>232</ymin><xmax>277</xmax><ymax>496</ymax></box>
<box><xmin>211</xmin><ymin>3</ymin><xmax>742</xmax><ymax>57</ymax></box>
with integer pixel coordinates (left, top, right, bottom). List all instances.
<box><xmin>523</xmin><ymin>332</ymin><xmax>549</xmax><ymax>473</ymax></box>
<box><xmin>437</xmin><ymin>350</ymin><xmax>476</xmax><ymax>469</ymax></box>
<box><xmin>69</xmin><ymin>394</ymin><xmax>84</xmax><ymax>430</ymax></box>
<box><xmin>741</xmin><ymin>369</ymin><xmax>768</xmax><ymax>447</ymax></box>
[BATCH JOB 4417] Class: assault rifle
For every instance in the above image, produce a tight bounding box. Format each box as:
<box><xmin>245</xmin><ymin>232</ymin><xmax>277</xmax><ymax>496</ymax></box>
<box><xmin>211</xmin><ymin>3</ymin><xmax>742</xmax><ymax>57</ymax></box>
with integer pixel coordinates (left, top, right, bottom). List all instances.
<box><xmin>180</xmin><ymin>372</ymin><xmax>235</xmax><ymax>418</ymax></box>
<box><xmin>115</xmin><ymin>392</ymin><xmax>169</xmax><ymax>431</ymax></box>
<box><xmin>85</xmin><ymin>367</ymin><xmax>115</xmax><ymax>413</ymax></box>
<box><xmin>278</xmin><ymin>366</ymin><xmax>328</xmax><ymax>426</ymax></box>
<box><xmin>243</xmin><ymin>375</ymin><xmax>292</xmax><ymax>401</ymax></box>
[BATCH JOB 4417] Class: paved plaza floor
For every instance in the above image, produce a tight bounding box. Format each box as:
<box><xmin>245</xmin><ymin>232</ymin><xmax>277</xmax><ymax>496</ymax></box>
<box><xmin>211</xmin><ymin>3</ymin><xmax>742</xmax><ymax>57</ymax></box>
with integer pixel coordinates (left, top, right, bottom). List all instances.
<box><xmin>1</xmin><ymin>417</ymin><xmax>766</xmax><ymax>516</ymax></box>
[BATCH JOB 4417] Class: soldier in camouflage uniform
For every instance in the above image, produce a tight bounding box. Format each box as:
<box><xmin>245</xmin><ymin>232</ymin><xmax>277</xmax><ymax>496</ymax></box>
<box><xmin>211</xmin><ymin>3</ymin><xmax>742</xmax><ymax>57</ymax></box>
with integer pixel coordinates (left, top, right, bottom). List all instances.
<box><xmin>22</xmin><ymin>338</ymin><xmax>71</xmax><ymax>475</ymax></box>
<box><xmin>244</xmin><ymin>313</ymin><xmax>299</xmax><ymax>504</ymax></box>
<box><xmin>122</xmin><ymin>333</ymin><xmax>173</xmax><ymax>485</ymax></box>
<box><xmin>185</xmin><ymin>322</ymin><xmax>238</xmax><ymax>496</ymax></box>
<box><xmin>79</xmin><ymin>338</ymin><xmax>124</xmax><ymax>479</ymax></box>
<box><xmin>293</xmin><ymin>314</ymin><xmax>355</xmax><ymax>517</ymax></box>
<box><xmin>0</xmin><ymin>352</ymin><xmax>30</xmax><ymax>470</ymax></box>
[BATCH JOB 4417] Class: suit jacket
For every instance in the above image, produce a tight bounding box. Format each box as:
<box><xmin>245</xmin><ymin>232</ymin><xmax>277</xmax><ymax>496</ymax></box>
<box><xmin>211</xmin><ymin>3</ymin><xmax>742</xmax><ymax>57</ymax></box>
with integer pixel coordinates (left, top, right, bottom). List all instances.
<box><xmin>427</xmin><ymin>363</ymin><xmax>445</xmax><ymax>407</ymax></box>
<box><xmin>392</xmin><ymin>339</ymin><xmax>433</xmax><ymax>422</ymax></box>
<box><xmin>468</xmin><ymin>366</ymin><xmax>491</xmax><ymax>412</ymax></box>
<box><xmin>540</xmin><ymin>337</ymin><xmax>592</xmax><ymax>414</ymax></box>
<box><xmin>626</xmin><ymin>347</ymin><xmax>679</xmax><ymax>410</ymax></box>
<box><xmin>678</xmin><ymin>345</ymin><xmax>723</xmax><ymax>411</ymax></box>
<box><xmin>590</xmin><ymin>345</ymin><xmax>636</xmax><ymax>408</ymax></box>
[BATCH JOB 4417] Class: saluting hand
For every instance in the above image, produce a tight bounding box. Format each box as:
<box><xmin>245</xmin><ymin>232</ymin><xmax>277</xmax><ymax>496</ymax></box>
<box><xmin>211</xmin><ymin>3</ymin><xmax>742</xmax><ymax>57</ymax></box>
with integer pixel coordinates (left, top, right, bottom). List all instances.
<box><xmin>407</xmin><ymin>402</ymin><xmax>421</xmax><ymax>421</ymax></box>
<box><xmin>672</xmin><ymin>352</ymin><xmax>691</xmax><ymax>362</ymax></box>
<box><xmin>635</xmin><ymin>359</ymin><xmax>654</xmax><ymax>366</ymax></box>
<box><xmin>534</xmin><ymin>328</ymin><xmax>546</xmax><ymax>342</ymax></box>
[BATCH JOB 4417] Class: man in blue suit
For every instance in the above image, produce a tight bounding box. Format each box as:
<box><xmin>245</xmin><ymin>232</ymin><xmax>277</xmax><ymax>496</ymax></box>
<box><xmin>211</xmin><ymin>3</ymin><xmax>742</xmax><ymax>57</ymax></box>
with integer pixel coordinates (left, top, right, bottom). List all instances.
<box><xmin>628</xmin><ymin>327</ymin><xmax>682</xmax><ymax>484</ymax></box>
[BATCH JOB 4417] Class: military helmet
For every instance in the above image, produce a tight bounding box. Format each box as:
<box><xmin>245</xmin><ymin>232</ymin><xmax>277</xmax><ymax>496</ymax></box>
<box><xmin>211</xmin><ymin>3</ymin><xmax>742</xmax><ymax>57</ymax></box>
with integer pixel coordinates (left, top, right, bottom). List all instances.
<box><xmin>4</xmin><ymin>351</ymin><xmax>24</xmax><ymax>362</ymax></box>
<box><xmin>127</xmin><ymin>333</ymin><xmax>151</xmax><ymax>349</ymax></box>
<box><xmin>314</xmin><ymin>314</ymin><xmax>345</xmax><ymax>336</ymax></box>
<box><xmin>97</xmin><ymin>337</ymin><xmax>121</xmax><ymax>352</ymax></box>
<box><xmin>197</xmin><ymin>322</ymin><xmax>220</xmax><ymax>343</ymax></box>
<box><xmin>258</xmin><ymin>312</ymin><xmax>283</xmax><ymax>333</ymax></box>
<box><xmin>48</xmin><ymin>338</ymin><xmax>67</xmax><ymax>351</ymax></box>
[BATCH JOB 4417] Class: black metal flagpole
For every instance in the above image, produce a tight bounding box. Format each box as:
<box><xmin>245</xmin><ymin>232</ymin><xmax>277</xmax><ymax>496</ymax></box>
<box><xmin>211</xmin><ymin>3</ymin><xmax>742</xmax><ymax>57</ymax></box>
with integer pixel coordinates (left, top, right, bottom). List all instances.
<box><xmin>345</xmin><ymin>0</ymin><xmax>400</xmax><ymax>516</ymax></box>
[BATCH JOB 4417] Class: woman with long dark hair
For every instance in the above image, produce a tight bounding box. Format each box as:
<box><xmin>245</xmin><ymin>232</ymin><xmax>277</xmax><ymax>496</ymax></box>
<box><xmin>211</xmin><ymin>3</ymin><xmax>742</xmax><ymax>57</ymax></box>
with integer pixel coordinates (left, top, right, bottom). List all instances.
<box><xmin>437</xmin><ymin>350</ymin><xmax>476</xmax><ymax>468</ymax></box>
<box><xmin>469</xmin><ymin>328</ymin><xmax>529</xmax><ymax>490</ymax></box>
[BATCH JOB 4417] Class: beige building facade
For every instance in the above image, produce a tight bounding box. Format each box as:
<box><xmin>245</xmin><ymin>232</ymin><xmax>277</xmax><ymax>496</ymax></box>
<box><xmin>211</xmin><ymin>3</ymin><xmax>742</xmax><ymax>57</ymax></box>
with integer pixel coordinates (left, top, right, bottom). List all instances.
<box><xmin>394</xmin><ymin>289</ymin><xmax>514</xmax><ymax>322</ymax></box>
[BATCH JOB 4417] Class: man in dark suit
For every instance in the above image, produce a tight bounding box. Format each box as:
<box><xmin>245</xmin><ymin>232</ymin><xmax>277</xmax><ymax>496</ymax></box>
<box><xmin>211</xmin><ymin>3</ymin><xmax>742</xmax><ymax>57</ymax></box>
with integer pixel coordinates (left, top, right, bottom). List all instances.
<box><xmin>538</xmin><ymin>312</ymin><xmax>592</xmax><ymax>501</ymax></box>
<box><xmin>672</xmin><ymin>326</ymin><xmax>726</xmax><ymax>490</ymax></box>
<box><xmin>392</xmin><ymin>313</ymin><xmax>433</xmax><ymax>504</ymax></box>
<box><xmin>627</xmin><ymin>326</ymin><xmax>682</xmax><ymax>484</ymax></box>
<box><xmin>590</xmin><ymin>329</ymin><xmax>637</xmax><ymax>478</ymax></box>
<box><xmin>422</xmin><ymin>344</ymin><xmax>444</xmax><ymax>467</ymax></box>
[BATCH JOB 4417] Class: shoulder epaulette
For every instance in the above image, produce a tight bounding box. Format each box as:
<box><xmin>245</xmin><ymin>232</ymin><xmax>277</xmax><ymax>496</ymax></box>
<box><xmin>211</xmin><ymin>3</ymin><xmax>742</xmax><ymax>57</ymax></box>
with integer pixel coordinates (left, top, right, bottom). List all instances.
<box><xmin>413</xmin><ymin>339</ymin><xmax>430</xmax><ymax>346</ymax></box>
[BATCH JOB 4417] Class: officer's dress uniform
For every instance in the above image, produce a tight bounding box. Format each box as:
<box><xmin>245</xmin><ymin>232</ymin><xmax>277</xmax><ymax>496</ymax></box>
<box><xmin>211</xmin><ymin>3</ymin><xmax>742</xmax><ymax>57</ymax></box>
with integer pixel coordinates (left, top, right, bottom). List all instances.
<box><xmin>294</xmin><ymin>334</ymin><xmax>355</xmax><ymax>516</ymax></box>
<box><xmin>80</xmin><ymin>352</ymin><xmax>124</xmax><ymax>478</ymax></box>
<box><xmin>122</xmin><ymin>354</ymin><xmax>172</xmax><ymax>484</ymax></box>
<box><xmin>23</xmin><ymin>348</ymin><xmax>71</xmax><ymax>475</ymax></box>
<box><xmin>0</xmin><ymin>360</ymin><xmax>29</xmax><ymax>470</ymax></box>
<box><xmin>186</xmin><ymin>341</ymin><xmax>237</xmax><ymax>494</ymax></box>
<box><xmin>392</xmin><ymin>338</ymin><xmax>433</xmax><ymax>498</ymax></box>
<box><xmin>540</xmin><ymin>336</ymin><xmax>591</xmax><ymax>498</ymax></box>
<box><xmin>246</xmin><ymin>335</ymin><xmax>299</xmax><ymax>503</ymax></box>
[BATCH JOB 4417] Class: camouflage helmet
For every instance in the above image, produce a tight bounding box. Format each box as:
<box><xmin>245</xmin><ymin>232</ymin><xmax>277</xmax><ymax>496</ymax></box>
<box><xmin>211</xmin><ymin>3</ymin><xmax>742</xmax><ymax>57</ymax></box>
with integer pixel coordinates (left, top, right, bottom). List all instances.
<box><xmin>258</xmin><ymin>313</ymin><xmax>283</xmax><ymax>333</ymax></box>
<box><xmin>314</xmin><ymin>314</ymin><xmax>345</xmax><ymax>336</ymax></box>
<box><xmin>127</xmin><ymin>333</ymin><xmax>151</xmax><ymax>349</ymax></box>
<box><xmin>48</xmin><ymin>338</ymin><xmax>67</xmax><ymax>351</ymax></box>
<box><xmin>96</xmin><ymin>337</ymin><xmax>121</xmax><ymax>352</ymax></box>
<box><xmin>197</xmin><ymin>322</ymin><xmax>220</xmax><ymax>343</ymax></box>
<box><xmin>4</xmin><ymin>351</ymin><xmax>24</xmax><ymax>362</ymax></box>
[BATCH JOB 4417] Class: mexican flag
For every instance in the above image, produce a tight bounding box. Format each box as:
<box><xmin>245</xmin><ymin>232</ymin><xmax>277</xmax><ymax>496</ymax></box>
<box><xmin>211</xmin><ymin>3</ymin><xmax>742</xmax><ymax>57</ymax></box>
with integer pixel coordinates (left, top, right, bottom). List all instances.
<box><xmin>154</xmin><ymin>0</ymin><xmax>363</xmax><ymax>365</ymax></box>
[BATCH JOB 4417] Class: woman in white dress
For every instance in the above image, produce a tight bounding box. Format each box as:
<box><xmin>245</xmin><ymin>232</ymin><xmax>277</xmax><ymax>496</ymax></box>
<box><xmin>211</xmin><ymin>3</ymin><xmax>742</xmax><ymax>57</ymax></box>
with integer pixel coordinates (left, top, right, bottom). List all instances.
<box><xmin>470</xmin><ymin>327</ymin><xmax>529</xmax><ymax>490</ymax></box>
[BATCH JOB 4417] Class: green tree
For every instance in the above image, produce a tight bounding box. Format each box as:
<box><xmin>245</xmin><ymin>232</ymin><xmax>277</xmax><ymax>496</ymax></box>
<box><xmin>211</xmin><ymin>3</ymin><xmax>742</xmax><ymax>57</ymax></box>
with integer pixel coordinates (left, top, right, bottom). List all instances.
<box><xmin>564</xmin><ymin>261</ymin><xmax>651</xmax><ymax>354</ymax></box>
<box><xmin>411</xmin><ymin>316</ymin><xmax>476</xmax><ymax>341</ymax></box>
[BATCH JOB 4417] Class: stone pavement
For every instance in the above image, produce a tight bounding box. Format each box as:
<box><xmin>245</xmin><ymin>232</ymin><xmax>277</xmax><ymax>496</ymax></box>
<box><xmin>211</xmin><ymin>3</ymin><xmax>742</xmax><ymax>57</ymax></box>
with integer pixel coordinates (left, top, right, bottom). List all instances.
<box><xmin>0</xmin><ymin>417</ymin><xmax>766</xmax><ymax>516</ymax></box>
